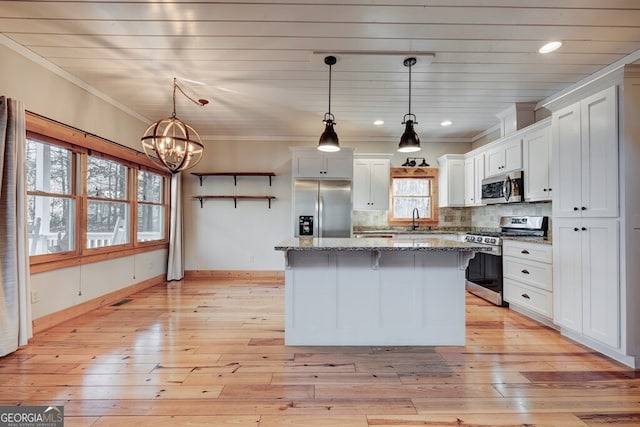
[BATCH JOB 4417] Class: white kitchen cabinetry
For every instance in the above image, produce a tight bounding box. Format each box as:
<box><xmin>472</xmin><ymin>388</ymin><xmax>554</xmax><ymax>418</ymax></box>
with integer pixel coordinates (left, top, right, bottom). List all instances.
<box><xmin>523</xmin><ymin>119</ymin><xmax>552</xmax><ymax>201</ymax></box>
<box><xmin>353</xmin><ymin>155</ymin><xmax>391</xmax><ymax>211</ymax></box>
<box><xmin>437</xmin><ymin>154</ymin><xmax>465</xmax><ymax>207</ymax></box>
<box><xmin>291</xmin><ymin>147</ymin><xmax>354</xmax><ymax>179</ymax></box>
<box><xmin>503</xmin><ymin>240</ymin><xmax>553</xmax><ymax>321</ymax></box>
<box><xmin>463</xmin><ymin>149</ymin><xmax>485</xmax><ymax>206</ymax></box>
<box><xmin>551</xmin><ymin>86</ymin><xmax>618</xmax><ymax>218</ymax></box>
<box><xmin>553</xmin><ymin>218</ymin><xmax>619</xmax><ymax>348</ymax></box>
<box><xmin>484</xmin><ymin>134</ymin><xmax>522</xmax><ymax>177</ymax></box>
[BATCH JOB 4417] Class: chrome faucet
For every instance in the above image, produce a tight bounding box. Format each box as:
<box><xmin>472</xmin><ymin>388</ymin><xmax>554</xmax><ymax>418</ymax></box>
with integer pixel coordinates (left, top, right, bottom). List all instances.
<box><xmin>412</xmin><ymin>207</ymin><xmax>420</xmax><ymax>230</ymax></box>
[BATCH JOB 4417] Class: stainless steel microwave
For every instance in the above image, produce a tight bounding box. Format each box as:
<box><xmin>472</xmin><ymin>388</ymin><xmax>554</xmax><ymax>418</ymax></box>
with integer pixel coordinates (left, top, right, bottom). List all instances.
<box><xmin>481</xmin><ymin>170</ymin><xmax>524</xmax><ymax>204</ymax></box>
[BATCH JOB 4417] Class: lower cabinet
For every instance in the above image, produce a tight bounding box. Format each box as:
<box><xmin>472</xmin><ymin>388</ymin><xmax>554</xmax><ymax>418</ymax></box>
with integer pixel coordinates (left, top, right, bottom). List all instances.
<box><xmin>503</xmin><ymin>240</ymin><xmax>553</xmax><ymax>320</ymax></box>
<box><xmin>553</xmin><ymin>218</ymin><xmax>620</xmax><ymax>348</ymax></box>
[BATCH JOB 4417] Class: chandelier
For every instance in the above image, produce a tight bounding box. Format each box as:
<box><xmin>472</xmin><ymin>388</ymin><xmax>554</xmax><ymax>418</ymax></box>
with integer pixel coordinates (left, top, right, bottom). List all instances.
<box><xmin>141</xmin><ymin>78</ymin><xmax>208</xmax><ymax>173</ymax></box>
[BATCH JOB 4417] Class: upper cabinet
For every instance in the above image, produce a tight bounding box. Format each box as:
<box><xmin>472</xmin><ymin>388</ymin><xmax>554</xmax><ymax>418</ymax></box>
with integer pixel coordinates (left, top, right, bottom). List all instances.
<box><xmin>438</xmin><ymin>154</ymin><xmax>465</xmax><ymax>207</ymax></box>
<box><xmin>291</xmin><ymin>147</ymin><xmax>354</xmax><ymax>179</ymax></box>
<box><xmin>353</xmin><ymin>155</ymin><xmax>391</xmax><ymax>211</ymax></box>
<box><xmin>523</xmin><ymin>119</ymin><xmax>552</xmax><ymax>202</ymax></box>
<box><xmin>485</xmin><ymin>134</ymin><xmax>522</xmax><ymax>177</ymax></box>
<box><xmin>551</xmin><ymin>86</ymin><xmax>618</xmax><ymax>218</ymax></box>
<box><xmin>464</xmin><ymin>149</ymin><xmax>485</xmax><ymax>207</ymax></box>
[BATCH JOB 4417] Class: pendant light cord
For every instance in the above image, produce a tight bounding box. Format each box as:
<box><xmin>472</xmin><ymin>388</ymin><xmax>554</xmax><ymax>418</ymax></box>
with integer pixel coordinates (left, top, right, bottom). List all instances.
<box><xmin>172</xmin><ymin>77</ymin><xmax>209</xmax><ymax>119</ymax></box>
<box><xmin>328</xmin><ymin>62</ymin><xmax>332</xmax><ymax>115</ymax></box>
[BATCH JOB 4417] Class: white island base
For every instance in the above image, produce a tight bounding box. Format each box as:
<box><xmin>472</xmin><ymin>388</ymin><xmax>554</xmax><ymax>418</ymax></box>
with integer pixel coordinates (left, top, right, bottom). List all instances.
<box><xmin>282</xmin><ymin>248</ymin><xmax>473</xmax><ymax>346</ymax></box>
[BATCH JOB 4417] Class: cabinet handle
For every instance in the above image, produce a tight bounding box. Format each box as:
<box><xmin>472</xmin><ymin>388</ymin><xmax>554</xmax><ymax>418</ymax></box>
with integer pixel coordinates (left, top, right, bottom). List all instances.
<box><xmin>521</xmin><ymin>293</ymin><xmax>531</xmax><ymax>300</ymax></box>
<box><xmin>574</xmin><ymin>227</ymin><xmax>580</xmax><ymax>231</ymax></box>
<box><xmin>521</xmin><ymin>249</ymin><xmax>530</xmax><ymax>254</ymax></box>
<box><xmin>581</xmin><ymin>227</ymin><xmax>587</xmax><ymax>231</ymax></box>
<box><xmin>581</xmin><ymin>206</ymin><xmax>587</xmax><ymax>211</ymax></box>
<box><xmin>543</xmin><ymin>189</ymin><xmax>547</xmax><ymax>192</ymax></box>
<box><xmin>573</xmin><ymin>207</ymin><xmax>579</xmax><ymax>211</ymax></box>
<box><xmin>548</xmin><ymin>188</ymin><xmax>552</xmax><ymax>191</ymax></box>
<box><xmin>521</xmin><ymin>269</ymin><xmax>530</xmax><ymax>275</ymax></box>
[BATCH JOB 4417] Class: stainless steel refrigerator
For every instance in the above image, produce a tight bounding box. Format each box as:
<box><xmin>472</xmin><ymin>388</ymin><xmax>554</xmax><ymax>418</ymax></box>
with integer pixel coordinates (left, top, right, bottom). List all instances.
<box><xmin>293</xmin><ymin>179</ymin><xmax>352</xmax><ymax>238</ymax></box>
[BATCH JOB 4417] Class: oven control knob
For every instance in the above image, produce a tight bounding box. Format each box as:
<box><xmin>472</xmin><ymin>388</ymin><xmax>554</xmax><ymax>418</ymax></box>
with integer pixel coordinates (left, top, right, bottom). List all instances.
<box><xmin>488</xmin><ymin>238</ymin><xmax>496</xmax><ymax>244</ymax></box>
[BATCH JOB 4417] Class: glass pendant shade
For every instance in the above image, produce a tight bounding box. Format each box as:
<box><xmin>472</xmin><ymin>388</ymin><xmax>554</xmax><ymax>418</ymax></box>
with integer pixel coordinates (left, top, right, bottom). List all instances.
<box><xmin>318</xmin><ymin>55</ymin><xmax>340</xmax><ymax>152</ymax></box>
<box><xmin>318</xmin><ymin>114</ymin><xmax>339</xmax><ymax>152</ymax></box>
<box><xmin>141</xmin><ymin>117</ymin><xmax>204</xmax><ymax>173</ymax></box>
<box><xmin>398</xmin><ymin>119</ymin><xmax>421</xmax><ymax>153</ymax></box>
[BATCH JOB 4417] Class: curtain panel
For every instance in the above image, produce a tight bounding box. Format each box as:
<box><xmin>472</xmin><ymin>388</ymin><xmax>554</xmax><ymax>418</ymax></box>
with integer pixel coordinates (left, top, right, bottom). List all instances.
<box><xmin>0</xmin><ymin>96</ymin><xmax>32</xmax><ymax>357</ymax></box>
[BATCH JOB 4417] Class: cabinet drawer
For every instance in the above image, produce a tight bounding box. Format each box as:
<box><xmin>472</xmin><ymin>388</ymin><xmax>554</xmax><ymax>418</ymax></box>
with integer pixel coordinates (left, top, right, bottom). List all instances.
<box><xmin>503</xmin><ymin>257</ymin><xmax>552</xmax><ymax>291</ymax></box>
<box><xmin>504</xmin><ymin>279</ymin><xmax>553</xmax><ymax>318</ymax></box>
<box><xmin>502</xmin><ymin>240</ymin><xmax>552</xmax><ymax>263</ymax></box>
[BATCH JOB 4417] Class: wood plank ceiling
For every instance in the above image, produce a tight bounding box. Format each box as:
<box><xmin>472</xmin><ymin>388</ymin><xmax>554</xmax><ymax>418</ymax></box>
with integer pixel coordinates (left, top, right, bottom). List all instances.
<box><xmin>1</xmin><ymin>0</ymin><xmax>640</xmax><ymax>144</ymax></box>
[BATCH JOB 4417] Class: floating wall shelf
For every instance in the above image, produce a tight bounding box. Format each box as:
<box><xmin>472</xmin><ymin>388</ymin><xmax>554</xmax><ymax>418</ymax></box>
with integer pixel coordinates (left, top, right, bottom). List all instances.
<box><xmin>191</xmin><ymin>172</ymin><xmax>275</xmax><ymax>186</ymax></box>
<box><xmin>193</xmin><ymin>195</ymin><xmax>276</xmax><ymax>209</ymax></box>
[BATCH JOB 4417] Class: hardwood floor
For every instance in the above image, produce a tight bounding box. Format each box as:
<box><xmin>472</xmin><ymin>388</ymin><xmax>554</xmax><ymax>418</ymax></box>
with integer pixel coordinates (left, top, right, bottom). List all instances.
<box><xmin>1</xmin><ymin>280</ymin><xmax>639</xmax><ymax>426</ymax></box>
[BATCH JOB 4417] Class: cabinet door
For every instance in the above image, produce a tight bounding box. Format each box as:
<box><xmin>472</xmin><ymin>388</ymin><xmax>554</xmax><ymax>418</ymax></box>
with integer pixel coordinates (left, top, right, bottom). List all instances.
<box><xmin>324</xmin><ymin>154</ymin><xmax>353</xmax><ymax>179</ymax></box>
<box><xmin>502</xmin><ymin>136</ymin><xmax>522</xmax><ymax>173</ymax></box>
<box><xmin>464</xmin><ymin>157</ymin><xmax>475</xmax><ymax>206</ymax></box>
<box><xmin>369</xmin><ymin>159</ymin><xmax>390</xmax><ymax>210</ymax></box>
<box><xmin>484</xmin><ymin>145</ymin><xmax>504</xmax><ymax>177</ymax></box>
<box><xmin>581</xmin><ymin>218</ymin><xmax>619</xmax><ymax>348</ymax></box>
<box><xmin>352</xmin><ymin>160</ymin><xmax>372</xmax><ymax>210</ymax></box>
<box><xmin>553</xmin><ymin>218</ymin><xmax>583</xmax><ymax>332</ymax></box>
<box><xmin>295</xmin><ymin>153</ymin><xmax>325</xmax><ymax>178</ymax></box>
<box><xmin>580</xmin><ymin>86</ymin><xmax>618</xmax><ymax>218</ymax></box>
<box><xmin>473</xmin><ymin>152</ymin><xmax>485</xmax><ymax>205</ymax></box>
<box><xmin>552</xmin><ymin>102</ymin><xmax>582</xmax><ymax>217</ymax></box>
<box><xmin>524</xmin><ymin>125</ymin><xmax>551</xmax><ymax>201</ymax></box>
<box><xmin>440</xmin><ymin>158</ymin><xmax>465</xmax><ymax>207</ymax></box>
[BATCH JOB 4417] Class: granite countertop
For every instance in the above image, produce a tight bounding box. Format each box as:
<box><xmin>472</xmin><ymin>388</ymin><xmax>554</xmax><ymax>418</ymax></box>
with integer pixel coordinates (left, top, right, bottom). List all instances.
<box><xmin>274</xmin><ymin>237</ymin><xmax>494</xmax><ymax>252</ymax></box>
<box><xmin>353</xmin><ymin>227</ymin><xmax>552</xmax><ymax>245</ymax></box>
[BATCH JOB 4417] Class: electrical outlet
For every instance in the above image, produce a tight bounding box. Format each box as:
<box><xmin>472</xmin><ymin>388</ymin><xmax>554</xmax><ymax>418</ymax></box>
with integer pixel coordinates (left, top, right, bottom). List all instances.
<box><xmin>30</xmin><ymin>289</ymin><xmax>40</xmax><ymax>304</ymax></box>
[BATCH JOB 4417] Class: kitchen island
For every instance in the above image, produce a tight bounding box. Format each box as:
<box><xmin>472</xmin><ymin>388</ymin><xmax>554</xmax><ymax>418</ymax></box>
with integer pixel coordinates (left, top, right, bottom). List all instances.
<box><xmin>274</xmin><ymin>237</ymin><xmax>491</xmax><ymax>346</ymax></box>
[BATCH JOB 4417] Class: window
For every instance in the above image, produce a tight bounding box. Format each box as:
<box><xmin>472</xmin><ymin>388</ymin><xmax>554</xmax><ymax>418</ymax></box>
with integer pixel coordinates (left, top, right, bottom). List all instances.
<box><xmin>388</xmin><ymin>167</ymin><xmax>439</xmax><ymax>226</ymax></box>
<box><xmin>137</xmin><ymin>170</ymin><xmax>166</xmax><ymax>242</ymax></box>
<box><xmin>26</xmin><ymin>112</ymin><xmax>170</xmax><ymax>271</ymax></box>
<box><xmin>26</xmin><ymin>138</ymin><xmax>77</xmax><ymax>255</ymax></box>
<box><xmin>86</xmin><ymin>155</ymin><xmax>130</xmax><ymax>248</ymax></box>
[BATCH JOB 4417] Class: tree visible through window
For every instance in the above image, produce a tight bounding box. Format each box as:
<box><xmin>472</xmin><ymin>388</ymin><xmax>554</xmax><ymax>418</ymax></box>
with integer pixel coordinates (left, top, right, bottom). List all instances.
<box><xmin>26</xmin><ymin>138</ymin><xmax>76</xmax><ymax>255</ymax></box>
<box><xmin>86</xmin><ymin>156</ymin><xmax>130</xmax><ymax>248</ymax></box>
<box><xmin>137</xmin><ymin>170</ymin><xmax>166</xmax><ymax>242</ymax></box>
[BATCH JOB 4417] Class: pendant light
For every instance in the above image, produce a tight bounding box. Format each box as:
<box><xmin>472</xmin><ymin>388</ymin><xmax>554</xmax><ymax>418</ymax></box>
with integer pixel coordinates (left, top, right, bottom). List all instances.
<box><xmin>398</xmin><ymin>57</ymin><xmax>421</xmax><ymax>153</ymax></box>
<box><xmin>318</xmin><ymin>55</ymin><xmax>340</xmax><ymax>152</ymax></box>
<box><xmin>141</xmin><ymin>78</ymin><xmax>208</xmax><ymax>173</ymax></box>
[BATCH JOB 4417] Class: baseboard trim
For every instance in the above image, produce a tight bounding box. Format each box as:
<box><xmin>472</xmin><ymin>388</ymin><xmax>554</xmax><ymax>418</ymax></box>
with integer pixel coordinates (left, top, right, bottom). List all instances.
<box><xmin>184</xmin><ymin>270</ymin><xmax>284</xmax><ymax>284</ymax></box>
<box><xmin>32</xmin><ymin>274</ymin><xmax>166</xmax><ymax>334</ymax></box>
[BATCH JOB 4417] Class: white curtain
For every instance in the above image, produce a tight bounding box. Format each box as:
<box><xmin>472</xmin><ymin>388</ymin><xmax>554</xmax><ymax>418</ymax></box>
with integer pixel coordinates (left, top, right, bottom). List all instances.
<box><xmin>0</xmin><ymin>96</ymin><xmax>32</xmax><ymax>356</ymax></box>
<box><xmin>166</xmin><ymin>172</ymin><xmax>184</xmax><ymax>281</ymax></box>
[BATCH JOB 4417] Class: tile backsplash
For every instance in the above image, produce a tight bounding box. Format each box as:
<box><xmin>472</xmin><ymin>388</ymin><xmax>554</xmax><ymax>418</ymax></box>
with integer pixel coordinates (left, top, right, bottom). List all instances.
<box><xmin>353</xmin><ymin>202</ymin><xmax>552</xmax><ymax>230</ymax></box>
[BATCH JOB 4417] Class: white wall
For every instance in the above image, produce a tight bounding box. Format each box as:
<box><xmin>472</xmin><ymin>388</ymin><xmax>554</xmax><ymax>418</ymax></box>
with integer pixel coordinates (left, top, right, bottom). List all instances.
<box><xmin>1</xmin><ymin>41</ymin><xmax>167</xmax><ymax>320</ymax></box>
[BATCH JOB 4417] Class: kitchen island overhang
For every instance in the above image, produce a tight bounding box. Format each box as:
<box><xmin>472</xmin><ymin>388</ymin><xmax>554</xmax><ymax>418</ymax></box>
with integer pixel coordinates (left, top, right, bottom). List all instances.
<box><xmin>275</xmin><ymin>237</ymin><xmax>491</xmax><ymax>346</ymax></box>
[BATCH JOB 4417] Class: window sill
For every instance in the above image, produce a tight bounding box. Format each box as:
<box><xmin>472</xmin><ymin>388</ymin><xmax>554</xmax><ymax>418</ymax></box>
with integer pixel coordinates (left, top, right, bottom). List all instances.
<box><xmin>30</xmin><ymin>242</ymin><xmax>169</xmax><ymax>274</ymax></box>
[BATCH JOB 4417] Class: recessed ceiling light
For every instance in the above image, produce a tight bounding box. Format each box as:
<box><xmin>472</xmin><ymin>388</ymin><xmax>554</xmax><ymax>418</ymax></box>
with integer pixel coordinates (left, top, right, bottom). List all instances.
<box><xmin>373</xmin><ymin>120</ymin><xmax>384</xmax><ymax>126</ymax></box>
<box><xmin>441</xmin><ymin>120</ymin><xmax>453</xmax><ymax>127</ymax></box>
<box><xmin>539</xmin><ymin>41</ymin><xmax>563</xmax><ymax>54</ymax></box>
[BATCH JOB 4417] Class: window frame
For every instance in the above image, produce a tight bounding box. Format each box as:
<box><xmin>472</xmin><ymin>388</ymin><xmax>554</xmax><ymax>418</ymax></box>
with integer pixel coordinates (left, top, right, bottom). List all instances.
<box><xmin>26</xmin><ymin>112</ymin><xmax>171</xmax><ymax>273</ymax></box>
<box><xmin>388</xmin><ymin>167</ymin><xmax>439</xmax><ymax>227</ymax></box>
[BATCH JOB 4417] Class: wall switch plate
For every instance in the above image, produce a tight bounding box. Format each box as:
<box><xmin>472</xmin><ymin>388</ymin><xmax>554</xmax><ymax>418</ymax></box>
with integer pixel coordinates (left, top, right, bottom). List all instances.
<box><xmin>31</xmin><ymin>289</ymin><xmax>40</xmax><ymax>304</ymax></box>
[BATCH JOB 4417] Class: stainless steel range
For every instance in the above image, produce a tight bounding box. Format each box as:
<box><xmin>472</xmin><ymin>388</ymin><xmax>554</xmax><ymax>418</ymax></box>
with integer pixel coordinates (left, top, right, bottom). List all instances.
<box><xmin>462</xmin><ymin>216</ymin><xmax>548</xmax><ymax>306</ymax></box>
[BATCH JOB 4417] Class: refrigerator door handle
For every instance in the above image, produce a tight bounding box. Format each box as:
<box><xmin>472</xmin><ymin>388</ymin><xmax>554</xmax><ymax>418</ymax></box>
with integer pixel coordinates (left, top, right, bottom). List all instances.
<box><xmin>318</xmin><ymin>196</ymin><xmax>324</xmax><ymax>237</ymax></box>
